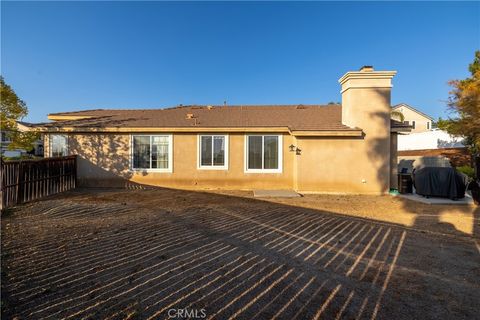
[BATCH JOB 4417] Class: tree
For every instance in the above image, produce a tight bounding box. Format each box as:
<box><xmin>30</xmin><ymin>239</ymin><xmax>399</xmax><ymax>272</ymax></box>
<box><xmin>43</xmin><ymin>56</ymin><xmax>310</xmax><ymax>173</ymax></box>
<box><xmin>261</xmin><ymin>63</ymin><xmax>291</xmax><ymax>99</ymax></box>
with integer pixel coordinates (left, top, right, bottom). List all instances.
<box><xmin>391</xmin><ymin>110</ymin><xmax>405</xmax><ymax>122</ymax></box>
<box><xmin>0</xmin><ymin>76</ymin><xmax>39</xmax><ymax>152</ymax></box>
<box><xmin>438</xmin><ymin>51</ymin><xmax>480</xmax><ymax>154</ymax></box>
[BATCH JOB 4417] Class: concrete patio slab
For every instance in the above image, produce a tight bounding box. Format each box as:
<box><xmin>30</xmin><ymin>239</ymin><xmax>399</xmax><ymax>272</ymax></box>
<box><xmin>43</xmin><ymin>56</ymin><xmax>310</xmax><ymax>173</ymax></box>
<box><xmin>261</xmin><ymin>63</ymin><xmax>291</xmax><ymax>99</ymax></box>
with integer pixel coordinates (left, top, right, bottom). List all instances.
<box><xmin>253</xmin><ymin>189</ymin><xmax>301</xmax><ymax>198</ymax></box>
<box><xmin>397</xmin><ymin>192</ymin><xmax>475</xmax><ymax>205</ymax></box>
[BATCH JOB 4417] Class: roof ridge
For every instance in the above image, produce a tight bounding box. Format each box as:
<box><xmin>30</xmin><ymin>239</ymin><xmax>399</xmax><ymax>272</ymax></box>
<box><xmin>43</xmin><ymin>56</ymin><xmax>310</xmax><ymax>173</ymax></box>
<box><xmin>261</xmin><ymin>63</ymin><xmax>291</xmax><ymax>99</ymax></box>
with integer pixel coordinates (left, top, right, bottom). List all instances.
<box><xmin>391</xmin><ymin>103</ymin><xmax>433</xmax><ymax>120</ymax></box>
<box><xmin>49</xmin><ymin>104</ymin><xmax>342</xmax><ymax>116</ymax></box>
<box><xmin>49</xmin><ymin>107</ymin><xmax>174</xmax><ymax>115</ymax></box>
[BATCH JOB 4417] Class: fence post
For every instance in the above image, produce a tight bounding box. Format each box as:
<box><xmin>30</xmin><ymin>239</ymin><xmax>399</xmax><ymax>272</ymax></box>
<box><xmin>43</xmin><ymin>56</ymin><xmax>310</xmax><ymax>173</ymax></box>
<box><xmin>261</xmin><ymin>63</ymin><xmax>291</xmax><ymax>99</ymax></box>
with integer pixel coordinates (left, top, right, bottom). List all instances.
<box><xmin>0</xmin><ymin>157</ymin><xmax>4</xmax><ymax>212</ymax></box>
<box><xmin>17</xmin><ymin>161</ymin><xmax>24</xmax><ymax>204</ymax></box>
<box><xmin>74</xmin><ymin>155</ymin><xmax>77</xmax><ymax>188</ymax></box>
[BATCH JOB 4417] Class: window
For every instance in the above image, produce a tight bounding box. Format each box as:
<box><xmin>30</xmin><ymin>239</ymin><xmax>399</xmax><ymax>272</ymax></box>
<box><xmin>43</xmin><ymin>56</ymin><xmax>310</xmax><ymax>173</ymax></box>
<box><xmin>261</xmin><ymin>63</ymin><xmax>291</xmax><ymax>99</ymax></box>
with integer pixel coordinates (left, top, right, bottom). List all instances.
<box><xmin>427</xmin><ymin>122</ymin><xmax>430</xmax><ymax>130</ymax></box>
<box><xmin>50</xmin><ymin>134</ymin><xmax>68</xmax><ymax>157</ymax></box>
<box><xmin>412</xmin><ymin>121</ymin><xmax>416</xmax><ymax>129</ymax></box>
<box><xmin>132</xmin><ymin>135</ymin><xmax>172</xmax><ymax>172</ymax></box>
<box><xmin>245</xmin><ymin>135</ymin><xmax>282</xmax><ymax>173</ymax></box>
<box><xmin>198</xmin><ymin>135</ymin><xmax>228</xmax><ymax>169</ymax></box>
<box><xmin>1</xmin><ymin>132</ymin><xmax>11</xmax><ymax>142</ymax></box>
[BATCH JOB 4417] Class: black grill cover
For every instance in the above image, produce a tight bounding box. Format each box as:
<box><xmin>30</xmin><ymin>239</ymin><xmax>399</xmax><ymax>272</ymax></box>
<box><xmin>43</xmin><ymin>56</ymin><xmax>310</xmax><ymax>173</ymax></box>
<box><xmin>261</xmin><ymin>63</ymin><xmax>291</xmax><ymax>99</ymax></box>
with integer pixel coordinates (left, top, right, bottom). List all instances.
<box><xmin>413</xmin><ymin>167</ymin><xmax>468</xmax><ymax>199</ymax></box>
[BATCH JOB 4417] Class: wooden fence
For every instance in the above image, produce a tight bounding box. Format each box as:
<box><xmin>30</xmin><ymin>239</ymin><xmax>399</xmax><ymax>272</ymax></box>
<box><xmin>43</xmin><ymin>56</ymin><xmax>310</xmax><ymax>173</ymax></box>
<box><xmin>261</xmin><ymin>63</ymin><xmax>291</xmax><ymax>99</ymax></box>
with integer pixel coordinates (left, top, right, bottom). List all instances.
<box><xmin>0</xmin><ymin>156</ymin><xmax>77</xmax><ymax>210</ymax></box>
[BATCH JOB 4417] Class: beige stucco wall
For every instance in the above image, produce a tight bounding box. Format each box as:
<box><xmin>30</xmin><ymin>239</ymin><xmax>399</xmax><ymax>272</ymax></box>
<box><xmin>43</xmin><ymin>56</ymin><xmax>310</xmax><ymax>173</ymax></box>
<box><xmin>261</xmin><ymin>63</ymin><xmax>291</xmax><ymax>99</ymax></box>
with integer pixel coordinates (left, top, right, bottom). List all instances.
<box><xmin>394</xmin><ymin>106</ymin><xmax>431</xmax><ymax>133</ymax></box>
<box><xmin>294</xmin><ymin>115</ymin><xmax>397</xmax><ymax>195</ymax></box>
<box><xmin>45</xmin><ymin>131</ymin><xmax>396</xmax><ymax>194</ymax></box>
<box><xmin>46</xmin><ymin>133</ymin><xmax>296</xmax><ymax>190</ymax></box>
<box><xmin>295</xmin><ymin>137</ymin><xmax>386</xmax><ymax>194</ymax></box>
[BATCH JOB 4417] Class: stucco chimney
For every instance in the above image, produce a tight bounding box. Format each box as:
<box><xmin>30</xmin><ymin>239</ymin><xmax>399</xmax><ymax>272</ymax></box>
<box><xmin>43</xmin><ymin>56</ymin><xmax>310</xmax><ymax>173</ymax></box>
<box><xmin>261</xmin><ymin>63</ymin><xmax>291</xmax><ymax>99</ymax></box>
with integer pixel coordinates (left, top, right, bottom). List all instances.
<box><xmin>338</xmin><ymin>66</ymin><xmax>397</xmax><ymax>193</ymax></box>
<box><xmin>338</xmin><ymin>66</ymin><xmax>396</xmax><ymax>130</ymax></box>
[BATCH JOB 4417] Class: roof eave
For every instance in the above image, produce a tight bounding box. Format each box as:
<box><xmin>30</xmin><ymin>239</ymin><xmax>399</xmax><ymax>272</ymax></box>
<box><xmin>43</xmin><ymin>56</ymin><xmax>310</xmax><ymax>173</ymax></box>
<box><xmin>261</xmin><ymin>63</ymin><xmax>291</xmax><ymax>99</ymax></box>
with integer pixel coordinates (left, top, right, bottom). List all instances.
<box><xmin>289</xmin><ymin>130</ymin><xmax>363</xmax><ymax>137</ymax></box>
<box><xmin>29</xmin><ymin>125</ymin><xmax>363</xmax><ymax>136</ymax></box>
<box><xmin>30</xmin><ymin>126</ymin><xmax>292</xmax><ymax>133</ymax></box>
<box><xmin>390</xmin><ymin>125</ymin><xmax>413</xmax><ymax>133</ymax></box>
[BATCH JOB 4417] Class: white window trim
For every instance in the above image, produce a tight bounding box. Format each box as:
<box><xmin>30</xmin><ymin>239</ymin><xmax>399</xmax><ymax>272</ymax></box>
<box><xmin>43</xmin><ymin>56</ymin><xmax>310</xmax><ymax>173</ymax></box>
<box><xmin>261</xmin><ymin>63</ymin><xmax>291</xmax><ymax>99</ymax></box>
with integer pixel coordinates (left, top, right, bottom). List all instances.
<box><xmin>49</xmin><ymin>134</ymin><xmax>69</xmax><ymax>157</ymax></box>
<box><xmin>130</xmin><ymin>134</ymin><xmax>173</xmax><ymax>173</ymax></box>
<box><xmin>244</xmin><ymin>134</ymin><xmax>283</xmax><ymax>174</ymax></box>
<box><xmin>197</xmin><ymin>134</ymin><xmax>229</xmax><ymax>170</ymax></box>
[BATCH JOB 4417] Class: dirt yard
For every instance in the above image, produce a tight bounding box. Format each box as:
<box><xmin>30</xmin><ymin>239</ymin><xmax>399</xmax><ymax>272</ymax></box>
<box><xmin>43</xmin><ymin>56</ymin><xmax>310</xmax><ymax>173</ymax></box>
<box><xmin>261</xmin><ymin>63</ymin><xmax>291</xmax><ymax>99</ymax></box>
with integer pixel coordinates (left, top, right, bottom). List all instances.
<box><xmin>1</xmin><ymin>188</ymin><xmax>479</xmax><ymax>319</ymax></box>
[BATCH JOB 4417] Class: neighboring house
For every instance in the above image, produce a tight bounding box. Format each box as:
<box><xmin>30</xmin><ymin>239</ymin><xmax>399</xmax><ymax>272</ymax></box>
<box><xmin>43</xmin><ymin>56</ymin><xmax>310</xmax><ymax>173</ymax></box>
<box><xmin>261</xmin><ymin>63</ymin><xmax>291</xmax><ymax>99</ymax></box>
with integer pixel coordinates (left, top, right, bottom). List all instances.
<box><xmin>33</xmin><ymin>66</ymin><xmax>410</xmax><ymax>194</ymax></box>
<box><xmin>392</xmin><ymin>103</ymin><xmax>433</xmax><ymax>133</ymax></box>
<box><xmin>398</xmin><ymin>129</ymin><xmax>465</xmax><ymax>151</ymax></box>
<box><xmin>0</xmin><ymin>130</ymin><xmax>44</xmax><ymax>157</ymax></box>
<box><xmin>0</xmin><ymin>131</ymin><xmax>21</xmax><ymax>157</ymax></box>
<box><xmin>391</xmin><ymin>105</ymin><xmax>467</xmax><ymax>173</ymax></box>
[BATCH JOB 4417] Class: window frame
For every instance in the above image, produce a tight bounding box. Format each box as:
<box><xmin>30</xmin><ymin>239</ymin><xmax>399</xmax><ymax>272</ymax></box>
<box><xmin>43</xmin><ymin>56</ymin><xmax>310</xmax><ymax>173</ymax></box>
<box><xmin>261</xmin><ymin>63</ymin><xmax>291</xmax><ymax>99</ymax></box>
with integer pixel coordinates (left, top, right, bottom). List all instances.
<box><xmin>130</xmin><ymin>134</ymin><xmax>173</xmax><ymax>173</ymax></box>
<box><xmin>244</xmin><ymin>134</ymin><xmax>283</xmax><ymax>174</ymax></box>
<box><xmin>1</xmin><ymin>132</ymin><xmax>11</xmax><ymax>142</ymax></box>
<box><xmin>197</xmin><ymin>134</ymin><xmax>229</xmax><ymax>170</ymax></box>
<box><xmin>49</xmin><ymin>134</ymin><xmax>69</xmax><ymax>157</ymax></box>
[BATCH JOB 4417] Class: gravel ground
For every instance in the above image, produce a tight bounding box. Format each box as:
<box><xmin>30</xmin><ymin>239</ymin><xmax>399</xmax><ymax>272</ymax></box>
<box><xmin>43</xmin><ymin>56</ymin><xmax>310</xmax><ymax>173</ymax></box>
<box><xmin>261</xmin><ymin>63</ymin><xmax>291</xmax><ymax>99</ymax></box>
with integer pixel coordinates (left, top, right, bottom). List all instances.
<box><xmin>1</xmin><ymin>188</ymin><xmax>479</xmax><ymax>320</ymax></box>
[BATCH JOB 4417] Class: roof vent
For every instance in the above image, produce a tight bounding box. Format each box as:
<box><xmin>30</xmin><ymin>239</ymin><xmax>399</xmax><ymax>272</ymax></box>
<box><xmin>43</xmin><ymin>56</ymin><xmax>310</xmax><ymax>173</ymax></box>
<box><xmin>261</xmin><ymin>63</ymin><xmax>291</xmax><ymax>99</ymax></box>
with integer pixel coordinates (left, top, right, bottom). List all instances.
<box><xmin>359</xmin><ymin>65</ymin><xmax>374</xmax><ymax>72</ymax></box>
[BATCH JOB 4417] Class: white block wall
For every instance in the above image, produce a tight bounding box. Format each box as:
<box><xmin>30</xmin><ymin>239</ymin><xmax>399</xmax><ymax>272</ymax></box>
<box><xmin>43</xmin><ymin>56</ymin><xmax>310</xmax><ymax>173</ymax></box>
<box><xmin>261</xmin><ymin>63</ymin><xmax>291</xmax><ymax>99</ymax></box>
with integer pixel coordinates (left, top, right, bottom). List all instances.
<box><xmin>398</xmin><ymin>129</ymin><xmax>465</xmax><ymax>151</ymax></box>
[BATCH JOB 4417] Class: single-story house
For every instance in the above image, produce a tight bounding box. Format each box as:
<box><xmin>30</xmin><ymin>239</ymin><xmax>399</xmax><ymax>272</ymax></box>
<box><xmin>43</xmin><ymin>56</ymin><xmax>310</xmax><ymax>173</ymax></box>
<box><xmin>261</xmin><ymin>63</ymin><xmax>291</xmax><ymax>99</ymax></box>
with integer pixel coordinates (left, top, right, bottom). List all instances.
<box><xmin>33</xmin><ymin>66</ymin><xmax>410</xmax><ymax>194</ymax></box>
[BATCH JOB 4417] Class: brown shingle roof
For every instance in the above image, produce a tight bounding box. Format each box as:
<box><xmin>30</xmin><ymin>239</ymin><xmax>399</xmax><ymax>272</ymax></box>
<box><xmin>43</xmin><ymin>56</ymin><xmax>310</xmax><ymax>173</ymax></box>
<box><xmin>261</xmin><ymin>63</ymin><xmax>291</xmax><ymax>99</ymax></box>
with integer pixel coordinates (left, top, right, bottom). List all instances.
<box><xmin>45</xmin><ymin>104</ymin><xmax>359</xmax><ymax>132</ymax></box>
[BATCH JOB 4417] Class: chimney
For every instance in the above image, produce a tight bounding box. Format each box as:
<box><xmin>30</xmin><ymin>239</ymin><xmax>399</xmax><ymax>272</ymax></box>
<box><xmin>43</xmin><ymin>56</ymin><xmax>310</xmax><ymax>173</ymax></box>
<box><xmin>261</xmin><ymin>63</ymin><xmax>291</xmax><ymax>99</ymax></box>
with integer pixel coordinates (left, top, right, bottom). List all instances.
<box><xmin>338</xmin><ymin>66</ymin><xmax>397</xmax><ymax>193</ymax></box>
<box><xmin>338</xmin><ymin>66</ymin><xmax>396</xmax><ymax>130</ymax></box>
<box><xmin>359</xmin><ymin>65</ymin><xmax>374</xmax><ymax>72</ymax></box>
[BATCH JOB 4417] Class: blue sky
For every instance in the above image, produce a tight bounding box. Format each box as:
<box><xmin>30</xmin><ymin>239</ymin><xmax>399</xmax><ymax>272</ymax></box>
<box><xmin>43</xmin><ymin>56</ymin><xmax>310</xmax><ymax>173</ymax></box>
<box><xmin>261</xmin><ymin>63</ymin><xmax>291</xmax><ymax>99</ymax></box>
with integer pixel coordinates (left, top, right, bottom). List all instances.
<box><xmin>1</xmin><ymin>1</ymin><xmax>479</xmax><ymax>123</ymax></box>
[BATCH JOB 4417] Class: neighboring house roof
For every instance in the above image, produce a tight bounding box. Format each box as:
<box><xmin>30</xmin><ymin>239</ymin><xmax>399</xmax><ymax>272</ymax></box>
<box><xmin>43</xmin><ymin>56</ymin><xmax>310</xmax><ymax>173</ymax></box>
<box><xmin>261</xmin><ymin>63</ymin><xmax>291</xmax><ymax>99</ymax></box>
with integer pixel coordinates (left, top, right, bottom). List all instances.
<box><xmin>392</xmin><ymin>103</ymin><xmax>434</xmax><ymax>120</ymax></box>
<box><xmin>43</xmin><ymin>104</ymin><xmax>362</xmax><ymax>134</ymax></box>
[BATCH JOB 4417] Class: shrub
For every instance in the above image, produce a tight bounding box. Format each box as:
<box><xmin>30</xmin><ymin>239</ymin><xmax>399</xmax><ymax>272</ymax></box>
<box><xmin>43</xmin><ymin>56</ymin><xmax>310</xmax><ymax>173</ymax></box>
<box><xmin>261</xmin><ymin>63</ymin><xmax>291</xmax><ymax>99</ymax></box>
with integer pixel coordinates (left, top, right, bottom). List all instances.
<box><xmin>456</xmin><ymin>165</ymin><xmax>475</xmax><ymax>179</ymax></box>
